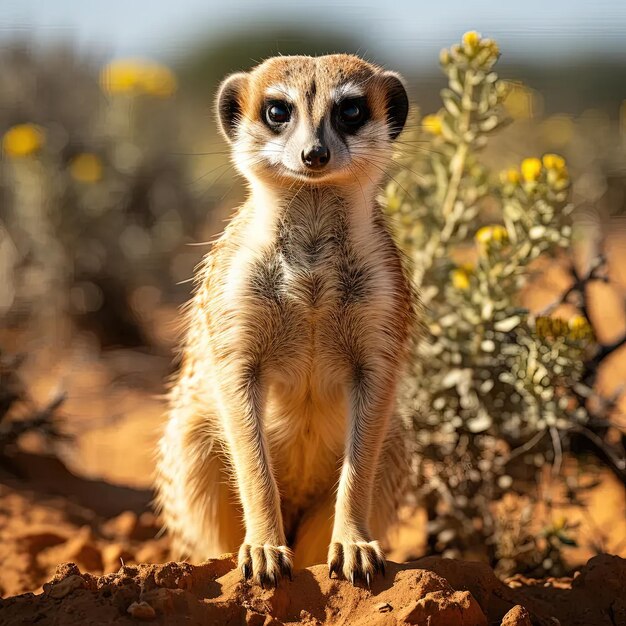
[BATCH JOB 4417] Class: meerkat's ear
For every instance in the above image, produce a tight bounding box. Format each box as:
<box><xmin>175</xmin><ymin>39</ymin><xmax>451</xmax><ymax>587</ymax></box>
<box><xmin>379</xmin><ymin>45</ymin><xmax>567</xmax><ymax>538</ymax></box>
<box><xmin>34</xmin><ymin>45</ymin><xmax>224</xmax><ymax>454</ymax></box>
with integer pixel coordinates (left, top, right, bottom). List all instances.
<box><xmin>380</xmin><ymin>71</ymin><xmax>409</xmax><ymax>140</ymax></box>
<box><xmin>216</xmin><ymin>72</ymin><xmax>249</xmax><ymax>142</ymax></box>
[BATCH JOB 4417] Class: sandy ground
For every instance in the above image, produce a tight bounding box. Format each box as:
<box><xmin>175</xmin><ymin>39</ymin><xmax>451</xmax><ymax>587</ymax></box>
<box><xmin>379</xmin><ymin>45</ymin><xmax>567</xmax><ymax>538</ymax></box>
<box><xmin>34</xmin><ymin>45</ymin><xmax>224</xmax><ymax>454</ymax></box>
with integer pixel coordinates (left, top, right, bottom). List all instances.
<box><xmin>2</xmin><ymin>550</ymin><xmax>625</xmax><ymax>625</ymax></box>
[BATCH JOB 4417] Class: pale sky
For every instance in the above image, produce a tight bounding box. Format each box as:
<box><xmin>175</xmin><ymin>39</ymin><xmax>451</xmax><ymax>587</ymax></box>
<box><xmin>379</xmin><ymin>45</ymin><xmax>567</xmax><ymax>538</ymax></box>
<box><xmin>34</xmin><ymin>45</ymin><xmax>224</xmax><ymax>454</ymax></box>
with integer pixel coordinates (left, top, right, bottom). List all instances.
<box><xmin>1</xmin><ymin>0</ymin><xmax>625</xmax><ymax>65</ymax></box>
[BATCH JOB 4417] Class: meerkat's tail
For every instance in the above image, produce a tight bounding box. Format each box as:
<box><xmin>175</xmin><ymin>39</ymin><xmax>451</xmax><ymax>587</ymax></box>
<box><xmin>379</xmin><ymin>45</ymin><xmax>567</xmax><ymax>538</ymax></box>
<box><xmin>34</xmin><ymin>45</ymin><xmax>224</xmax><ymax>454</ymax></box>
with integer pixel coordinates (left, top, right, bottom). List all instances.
<box><xmin>155</xmin><ymin>396</ymin><xmax>243</xmax><ymax>560</ymax></box>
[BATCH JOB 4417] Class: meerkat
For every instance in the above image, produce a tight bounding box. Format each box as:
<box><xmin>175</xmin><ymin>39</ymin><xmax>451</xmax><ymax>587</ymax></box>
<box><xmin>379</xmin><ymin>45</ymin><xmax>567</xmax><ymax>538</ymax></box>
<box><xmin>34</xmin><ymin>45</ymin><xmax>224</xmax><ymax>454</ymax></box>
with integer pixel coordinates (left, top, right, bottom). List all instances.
<box><xmin>156</xmin><ymin>54</ymin><xmax>417</xmax><ymax>588</ymax></box>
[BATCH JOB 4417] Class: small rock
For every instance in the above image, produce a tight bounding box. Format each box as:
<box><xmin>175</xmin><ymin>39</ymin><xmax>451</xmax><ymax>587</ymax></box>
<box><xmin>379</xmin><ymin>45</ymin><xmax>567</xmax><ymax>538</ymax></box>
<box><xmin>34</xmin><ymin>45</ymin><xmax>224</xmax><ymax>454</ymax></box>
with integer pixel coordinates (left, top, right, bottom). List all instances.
<box><xmin>501</xmin><ymin>605</ymin><xmax>532</xmax><ymax>626</ymax></box>
<box><xmin>46</xmin><ymin>575</ymin><xmax>87</xmax><ymax>599</ymax></box>
<box><xmin>127</xmin><ymin>600</ymin><xmax>156</xmax><ymax>621</ymax></box>
<box><xmin>52</xmin><ymin>562</ymin><xmax>81</xmax><ymax>582</ymax></box>
<box><xmin>375</xmin><ymin>601</ymin><xmax>393</xmax><ymax>613</ymax></box>
<box><xmin>119</xmin><ymin>564</ymin><xmax>140</xmax><ymax>579</ymax></box>
<box><xmin>81</xmin><ymin>572</ymin><xmax>99</xmax><ymax>592</ymax></box>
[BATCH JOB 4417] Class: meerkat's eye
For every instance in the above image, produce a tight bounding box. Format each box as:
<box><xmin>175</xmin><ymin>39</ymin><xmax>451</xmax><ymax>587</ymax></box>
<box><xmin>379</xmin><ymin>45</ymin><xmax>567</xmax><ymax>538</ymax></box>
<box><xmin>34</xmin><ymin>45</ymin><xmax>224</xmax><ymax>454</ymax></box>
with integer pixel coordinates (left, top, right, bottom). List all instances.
<box><xmin>340</xmin><ymin>101</ymin><xmax>363</xmax><ymax>123</ymax></box>
<box><xmin>335</xmin><ymin>97</ymin><xmax>369</xmax><ymax>134</ymax></box>
<box><xmin>264</xmin><ymin>101</ymin><xmax>291</xmax><ymax>128</ymax></box>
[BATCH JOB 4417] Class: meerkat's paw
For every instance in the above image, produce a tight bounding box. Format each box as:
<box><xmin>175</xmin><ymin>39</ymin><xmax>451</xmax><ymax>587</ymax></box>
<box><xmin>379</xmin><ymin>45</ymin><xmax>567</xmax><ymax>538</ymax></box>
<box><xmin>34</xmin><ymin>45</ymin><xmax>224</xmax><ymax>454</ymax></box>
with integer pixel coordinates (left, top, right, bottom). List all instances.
<box><xmin>238</xmin><ymin>542</ymin><xmax>293</xmax><ymax>587</ymax></box>
<box><xmin>327</xmin><ymin>539</ymin><xmax>386</xmax><ymax>586</ymax></box>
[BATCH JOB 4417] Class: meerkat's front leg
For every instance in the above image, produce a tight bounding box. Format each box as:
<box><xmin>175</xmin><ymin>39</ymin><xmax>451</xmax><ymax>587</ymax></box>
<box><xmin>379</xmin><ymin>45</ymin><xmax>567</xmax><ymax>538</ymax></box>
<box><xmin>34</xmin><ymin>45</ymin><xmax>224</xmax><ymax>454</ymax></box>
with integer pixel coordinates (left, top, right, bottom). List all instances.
<box><xmin>216</xmin><ymin>361</ymin><xmax>293</xmax><ymax>587</ymax></box>
<box><xmin>328</xmin><ymin>364</ymin><xmax>397</xmax><ymax>585</ymax></box>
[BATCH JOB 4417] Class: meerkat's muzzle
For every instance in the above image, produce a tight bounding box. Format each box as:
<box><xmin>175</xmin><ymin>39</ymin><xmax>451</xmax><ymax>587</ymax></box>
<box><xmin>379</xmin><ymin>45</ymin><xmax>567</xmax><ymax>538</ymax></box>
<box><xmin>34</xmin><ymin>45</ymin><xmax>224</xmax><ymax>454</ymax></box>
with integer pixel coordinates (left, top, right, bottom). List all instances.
<box><xmin>301</xmin><ymin>144</ymin><xmax>330</xmax><ymax>170</ymax></box>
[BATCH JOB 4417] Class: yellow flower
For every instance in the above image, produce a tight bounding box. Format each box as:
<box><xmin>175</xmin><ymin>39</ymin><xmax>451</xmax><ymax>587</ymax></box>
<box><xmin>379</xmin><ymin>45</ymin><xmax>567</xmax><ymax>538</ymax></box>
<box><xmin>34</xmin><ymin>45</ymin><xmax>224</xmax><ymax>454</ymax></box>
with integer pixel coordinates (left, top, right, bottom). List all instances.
<box><xmin>139</xmin><ymin>64</ymin><xmax>177</xmax><ymax>98</ymax></box>
<box><xmin>475</xmin><ymin>224</ymin><xmax>509</xmax><ymax>247</ymax></box>
<box><xmin>100</xmin><ymin>59</ymin><xmax>142</xmax><ymax>94</ymax></box>
<box><xmin>568</xmin><ymin>315</ymin><xmax>593</xmax><ymax>340</ymax></box>
<box><xmin>500</xmin><ymin>168</ymin><xmax>520</xmax><ymax>185</ymax></box>
<box><xmin>451</xmin><ymin>268</ymin><xmax>471</xmax><ymax>290</ymax></box>
<box><xmin>422</xmin><ymin>114</ymin><xmax>442</xmax><ymax>136</ymax></box>
<box><xmin>100</xmin><ymin>59</ymin><xmax>177</xmax><ymax>97</ymax></box>
<box><xmin>521</xmin><ymin>157</ymin><xmax>542</xmax><ymax>182</ymax></box>
<box><xmin>462</xmin><ymin>31</ymin><xmax>481</xmax><ymax>51</ymax></box>
<box><xmin>70</xmin><ymin>153</ymin><xmax>103</xmax><ymax>183</ymax></box>
<box><xmin>542</xmin><ymin>153</ymin><xmax>569</xmax><ymax>188</ymax></box>
<box><xmin>2</xmin><ymin>123</ymin><xmax>45</xmax><ymax>158</ymax></box>
<box><xmin>542</xmin><ymin>153</ymin><xmax>566</xmax><ymax>171</ymax></box>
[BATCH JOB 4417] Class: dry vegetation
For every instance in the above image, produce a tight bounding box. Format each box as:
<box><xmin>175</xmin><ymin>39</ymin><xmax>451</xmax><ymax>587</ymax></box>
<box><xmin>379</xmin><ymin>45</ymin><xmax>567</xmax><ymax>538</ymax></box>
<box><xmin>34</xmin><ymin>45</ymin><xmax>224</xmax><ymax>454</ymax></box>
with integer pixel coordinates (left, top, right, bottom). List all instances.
<box><xmin>384</xmin><ymin>31</ymin><xmax>626</xmax><ymax>576</ymax></box>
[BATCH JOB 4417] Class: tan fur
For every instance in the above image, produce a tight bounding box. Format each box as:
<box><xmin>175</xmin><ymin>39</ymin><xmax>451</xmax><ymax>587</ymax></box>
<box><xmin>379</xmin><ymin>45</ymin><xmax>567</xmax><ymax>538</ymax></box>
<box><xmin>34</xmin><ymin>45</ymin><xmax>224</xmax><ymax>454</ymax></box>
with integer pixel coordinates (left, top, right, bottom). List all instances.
<box><xmin>155</xmin><ymin>54</ymin><xmax>417</xmax><ymax>587</ymax></box>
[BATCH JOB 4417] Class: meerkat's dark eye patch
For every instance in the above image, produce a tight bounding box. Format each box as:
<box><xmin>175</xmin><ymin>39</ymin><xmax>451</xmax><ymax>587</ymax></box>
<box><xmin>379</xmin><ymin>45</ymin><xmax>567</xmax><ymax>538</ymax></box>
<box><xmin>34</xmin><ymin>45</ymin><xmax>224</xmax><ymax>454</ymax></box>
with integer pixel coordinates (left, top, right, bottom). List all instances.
<box><xmin>263</xmin><ymin>100</ymin><xmax>292</xmax><ymax>131</ymax></box>
<box><xmin>334</xmin><ymin>97</ymin><xmax>370</xmax><ymax>135</ymax></box>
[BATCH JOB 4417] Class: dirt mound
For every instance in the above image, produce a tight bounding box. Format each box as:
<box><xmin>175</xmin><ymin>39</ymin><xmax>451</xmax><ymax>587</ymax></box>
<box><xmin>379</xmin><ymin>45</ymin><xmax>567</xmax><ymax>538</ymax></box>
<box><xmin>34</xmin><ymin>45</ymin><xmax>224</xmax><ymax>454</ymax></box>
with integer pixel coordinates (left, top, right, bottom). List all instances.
<box><xmin>2</xmin><ymin>553</ymin><xmax>625</xmax><ymax>626</ymax></box>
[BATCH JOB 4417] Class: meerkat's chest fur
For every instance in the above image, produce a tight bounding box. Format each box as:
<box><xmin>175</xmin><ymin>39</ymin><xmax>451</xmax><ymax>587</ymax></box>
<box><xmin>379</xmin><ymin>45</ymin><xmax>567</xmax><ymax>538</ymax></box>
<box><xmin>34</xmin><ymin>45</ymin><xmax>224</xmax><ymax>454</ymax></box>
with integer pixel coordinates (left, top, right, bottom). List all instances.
<box><xmin>204</xmin><ymin>187</ymin><xmax>402</xmax><ymax>507</ymax></box>
<box><xmin>273</xmin><ymin>190</ymin><xmax>367</xmax><ymax>318</ymax></box>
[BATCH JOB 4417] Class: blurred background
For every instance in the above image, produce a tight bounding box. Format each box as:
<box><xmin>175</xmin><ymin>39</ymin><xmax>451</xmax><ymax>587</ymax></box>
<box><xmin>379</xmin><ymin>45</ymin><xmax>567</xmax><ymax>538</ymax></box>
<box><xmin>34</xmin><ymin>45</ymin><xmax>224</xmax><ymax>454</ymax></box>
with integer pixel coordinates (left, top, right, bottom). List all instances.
<box><xmin>0</xmin><ymin>0</ymin><xmax>625</xmax><ymax>597</ymax></box>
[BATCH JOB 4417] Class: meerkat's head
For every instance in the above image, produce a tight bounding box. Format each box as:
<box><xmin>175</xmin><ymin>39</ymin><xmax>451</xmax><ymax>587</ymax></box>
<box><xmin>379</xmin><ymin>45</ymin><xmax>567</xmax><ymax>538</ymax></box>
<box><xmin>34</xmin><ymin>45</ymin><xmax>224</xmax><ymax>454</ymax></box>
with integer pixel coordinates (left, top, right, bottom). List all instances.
<box><xmin>216</xmin><ymin>54</ymin><xmax>409</xmax><ymax>188</ymax></box>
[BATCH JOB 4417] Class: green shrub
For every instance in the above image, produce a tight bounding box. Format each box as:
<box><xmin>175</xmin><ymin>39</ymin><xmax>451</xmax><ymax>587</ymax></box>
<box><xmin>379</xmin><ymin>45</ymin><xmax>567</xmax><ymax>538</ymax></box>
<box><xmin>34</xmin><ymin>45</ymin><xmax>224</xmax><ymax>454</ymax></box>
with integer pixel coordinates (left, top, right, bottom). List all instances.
<box><xmin>385</xmin><ymin>31</ymin><xmax>625</xmax><ymax>575</ymax></box>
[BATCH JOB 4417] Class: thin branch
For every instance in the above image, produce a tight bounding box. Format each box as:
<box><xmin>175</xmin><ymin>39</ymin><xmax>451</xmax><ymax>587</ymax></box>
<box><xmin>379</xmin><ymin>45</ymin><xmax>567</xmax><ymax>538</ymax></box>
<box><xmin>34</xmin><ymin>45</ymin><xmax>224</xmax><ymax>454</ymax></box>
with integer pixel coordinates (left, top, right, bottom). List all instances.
<box><xmin>550</xmin><ymin>427</ymin><xmax>563</xmax><ymax>476</ymax></box>
<box><xmin>505</xmin><ymin>429</ymin><xmax>548</xmax><ymax>463</ymax></box>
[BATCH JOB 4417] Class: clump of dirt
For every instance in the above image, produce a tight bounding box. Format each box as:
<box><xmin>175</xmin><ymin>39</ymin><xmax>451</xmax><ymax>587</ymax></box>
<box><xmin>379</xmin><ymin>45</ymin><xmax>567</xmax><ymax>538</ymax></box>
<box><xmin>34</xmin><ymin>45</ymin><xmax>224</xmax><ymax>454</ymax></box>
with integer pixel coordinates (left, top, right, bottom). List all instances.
<box><xmin>1</xmin><ymin>552</ymin><xmax>625</xmax><ymax>626</ymax></box>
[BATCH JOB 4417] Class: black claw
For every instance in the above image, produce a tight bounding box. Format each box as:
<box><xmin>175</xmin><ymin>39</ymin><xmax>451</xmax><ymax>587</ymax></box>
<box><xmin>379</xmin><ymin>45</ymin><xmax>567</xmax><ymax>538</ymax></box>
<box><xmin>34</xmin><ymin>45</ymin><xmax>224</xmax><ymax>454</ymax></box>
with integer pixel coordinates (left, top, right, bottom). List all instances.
<box><xmin>279</xmin><ymin>556</ymin><xmax>293</xmax><ymax>581</ymax></box>
<box><xmin>380</xmin><ymin>561</ymin><xmax>386</xmax><ymax>577</ymax></box>
<box><xmin>328</xmin><ymin>561</ymin><xmax>339</xmax><ymax>579</ymax></box>
<box><xmin>242</xmin><ymin>563</ymin><xmax>252</xmax><ymax>580</ymax></box>
<box><xmin>366</xmin><ymin>572</ymin><xmax>371</xmax><ymax>588</ymax></box>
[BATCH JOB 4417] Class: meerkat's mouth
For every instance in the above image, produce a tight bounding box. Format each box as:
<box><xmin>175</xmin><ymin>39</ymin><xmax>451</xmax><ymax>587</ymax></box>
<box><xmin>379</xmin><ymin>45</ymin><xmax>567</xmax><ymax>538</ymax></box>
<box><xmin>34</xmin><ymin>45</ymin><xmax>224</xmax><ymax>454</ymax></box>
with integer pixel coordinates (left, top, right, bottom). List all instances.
<box><xmin>281</xmin><ymin>166</ymin><xmax>337</xmax><ymax>183</ymax></box>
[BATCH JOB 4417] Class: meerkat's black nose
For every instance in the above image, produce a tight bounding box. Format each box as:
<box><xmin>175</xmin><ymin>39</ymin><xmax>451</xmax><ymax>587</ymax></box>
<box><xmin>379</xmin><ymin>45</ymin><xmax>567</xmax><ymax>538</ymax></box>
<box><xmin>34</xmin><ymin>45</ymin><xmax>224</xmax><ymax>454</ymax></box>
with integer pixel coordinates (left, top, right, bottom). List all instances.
<box><xmin>301</xmin><ymin>145</ymin><xmax>330</xmax><ymax>170</ymax></box>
